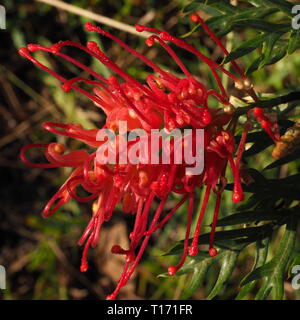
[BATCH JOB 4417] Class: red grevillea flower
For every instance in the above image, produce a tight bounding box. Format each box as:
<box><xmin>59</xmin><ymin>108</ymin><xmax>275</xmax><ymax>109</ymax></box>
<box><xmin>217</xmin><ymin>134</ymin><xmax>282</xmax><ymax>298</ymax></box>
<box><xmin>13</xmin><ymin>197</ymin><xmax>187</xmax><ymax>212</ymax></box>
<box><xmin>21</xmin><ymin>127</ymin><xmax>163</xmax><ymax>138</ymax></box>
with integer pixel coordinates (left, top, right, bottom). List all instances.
<box><xmin>19</xmin><ymin>14</ymin><xmax>279</xmax><ymax>300</ymax></box>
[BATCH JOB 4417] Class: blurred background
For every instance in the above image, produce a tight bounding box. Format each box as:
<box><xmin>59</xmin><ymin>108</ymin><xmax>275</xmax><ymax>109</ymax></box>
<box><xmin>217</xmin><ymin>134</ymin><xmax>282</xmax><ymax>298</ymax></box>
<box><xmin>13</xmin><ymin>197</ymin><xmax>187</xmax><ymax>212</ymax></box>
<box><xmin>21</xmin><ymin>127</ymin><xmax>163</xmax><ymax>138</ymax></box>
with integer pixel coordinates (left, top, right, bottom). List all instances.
<box><xmin>1</xmin><ymin>0</ymin><xmax>300</xmax><ymax>300</ymax></box>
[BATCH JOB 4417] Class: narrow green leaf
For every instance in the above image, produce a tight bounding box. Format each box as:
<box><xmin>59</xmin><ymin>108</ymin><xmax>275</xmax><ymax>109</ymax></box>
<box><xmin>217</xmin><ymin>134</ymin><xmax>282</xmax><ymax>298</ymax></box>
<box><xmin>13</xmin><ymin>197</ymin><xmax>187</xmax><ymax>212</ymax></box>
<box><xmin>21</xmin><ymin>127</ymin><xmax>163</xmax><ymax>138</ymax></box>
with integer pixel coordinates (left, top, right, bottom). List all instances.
<box><xmin>243</xmin><ymin>137</ymin><xmax>273</xmax><ymax>157</ymax></box>
<box><xmin>253</xmin><ymin>7</ymin><xmax>280</xmax><ymax>19</ymax></box>
<box><xmin>182</xmin><ymin>2</ymin><xmax>203</xmax><ymax>14</ymax></box>
<box><xmin>183</xmin><ymin>1</ymin><xmax>238</xmax><ymax>14</ymax></box>
<box><xmin>265</xmin><ymin>0</ymin><xmax>294</xmax><ymax>16</ymax></box>
<box><xmin>264</xmin><ymin>148</ymin><xmax>300</xmax><ymax>170</ymax></box>
<box><xmin>259</xmin><ymin>34</ymin><xmax>288</xmax><ymax>68</ymax></box>
<box><xmin>216</xmin><ymin>208</ymin><xmax>296</xmax><ymax>227</ymax></box>
<box><xmin>255</xmin><ymin>284</ymin><xmax>273</xmax><ymax>300</ymax></box>
<box><xmin>164</xmin><ymin>224</ymin><xmax>274</xmax><ymax>257</ymax></box>
<box><xmin>241</xmin><ymin>261</ymin><xmax>276</xmax><ymax>285</ymax></box>
<box><xmin>246</xmin><ymin>168</ymin><xmax>269</xmax><ymax>185</ymax></box>
<box><xmin>236</xmin><ymin>194</ymin><xmax>260</xmax><ymax>211</ymax></box>
<box><xmin>288</xmin><ymin>29</ymin><xmax>300</xmax><ymax>54</ymax></box>
<box><xmin>288</xmin><ymin>252</ymin><xmax>300</xmax><ymax>278</ymax></box>
<box><xmin>246</xmin><ymin>56</ymin><xmax>264</xmax><ymax>75</ymax></box>
<box><xmin>180</xmin><ymin>24</ymin><xmax>200</xmax><ymax>39</ymax></box>
<box><xmin>241</xmin><ymin>218</ymin><xmax>298</xmax><ymax>300</ymax></box>
<box><xmin>233</xmin><ymin>20</ymin><xmax>289</xmax><ymax>33</ymax></box>
<box><xmin>236</xmin><ymin>238</ymin><xmax>270</xmax><ymax>300</ymax></box>
<box><xmin>279</xmin><ymin>102</ymin><xmax>300</xmax><ymax>118</ymax></box>
<box><xmin>239</xmin><ymin>0</ymin><xmax>267</xmax><ymax>6</ymax></box>
<box><xmin>224</xmin><ymin>34</ymin><xmax>269</xmax><ymax>63</ymax></box>
<box><xmin>207</xmin><ymin>250</ymin><xmax>240</xmax><ymax>299</ymax></box>
<box><xmin>180</xmin><ymin>259</ymin><xmax>214</xmax><ymax>299</ymax></box>
<box><xmin>206</xmin><ymin>15</ymin><xmax>233</xmax><ymax>36</ymax></box>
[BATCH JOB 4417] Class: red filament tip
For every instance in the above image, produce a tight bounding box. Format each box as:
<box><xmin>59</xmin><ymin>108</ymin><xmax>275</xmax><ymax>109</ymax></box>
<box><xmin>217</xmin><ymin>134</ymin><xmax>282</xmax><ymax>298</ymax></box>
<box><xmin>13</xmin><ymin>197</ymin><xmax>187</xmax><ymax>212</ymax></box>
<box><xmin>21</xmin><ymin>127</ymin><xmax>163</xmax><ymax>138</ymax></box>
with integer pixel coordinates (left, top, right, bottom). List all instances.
<box><xmin>168</xmin><ymin>266</ymin><xmax>178</xmax><ymax>276</ymax></box>
<box><xmin>209</xmin><ymin>248</ymin><xmax>217</xmax><ymax>257</ymax></box>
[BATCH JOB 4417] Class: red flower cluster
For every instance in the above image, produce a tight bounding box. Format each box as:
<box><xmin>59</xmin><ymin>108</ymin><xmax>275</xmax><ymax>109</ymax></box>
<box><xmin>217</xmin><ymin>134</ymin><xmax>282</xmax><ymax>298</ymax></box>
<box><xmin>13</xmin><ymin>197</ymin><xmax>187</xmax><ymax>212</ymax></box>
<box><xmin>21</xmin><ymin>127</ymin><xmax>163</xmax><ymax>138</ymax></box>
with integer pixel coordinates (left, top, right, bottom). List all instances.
<box><xmin>19</xmin><ymin>14</ymin><xmax>278</xmax><ymax>299</ymax></box>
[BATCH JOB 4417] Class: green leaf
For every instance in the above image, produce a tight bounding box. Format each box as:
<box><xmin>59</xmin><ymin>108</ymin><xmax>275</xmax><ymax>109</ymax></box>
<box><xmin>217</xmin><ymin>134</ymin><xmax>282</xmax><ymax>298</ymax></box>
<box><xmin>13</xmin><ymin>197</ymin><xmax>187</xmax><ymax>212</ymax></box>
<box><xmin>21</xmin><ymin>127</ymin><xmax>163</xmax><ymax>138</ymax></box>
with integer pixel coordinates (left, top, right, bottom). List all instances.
<box><xmin>206</xmin><ymin>16</ymin><xmax>234</xmax><ymax>37</ymax></box>
<box><xmin>233</xmin><ymin>20</ymin><xmax>289</xmax><ymax>33</ymax></box>
<box><xmin>216</xmin><ymin>207</ymin><xmax>298</xmax><ymax>227</ymax></box>
<box><xmin>183</xmin><ymin>2</ymin><xmax>282</xmax><ymax>37</ymax></box>
<box><xmin>288</xmin><ymin>29</ymin><xmax>300</xmax><ymax>54</ymax></box>
<box><xmin>241</xmin><ymin>261</ymin><xmax>275</xmax><ymax>285</ymax></box>
<box><xmin>168</xmin><ymin>245</ymin><xmax>246</xmax><ymax>299</ymax></box>
<box><xmin>236</xmin><ymin>238</ymin><xmax>270</xmax><ymax>300</ymax></box>
<box><xmin>180</xmin><ymin>259</ymin><xmax>214</xmax><ymax>299</ymax></box>
<box><xmin>235</xmin><ymin>194</ymin><xmax>260</xmax><ymax>211</ymax></box>
<box><xmin>232</xmin><ymin>172</ymin><xmax>300</xmax><ymax>202</ymax></box>
<box><xmin>182</xmin><ymin>2</ymin><xmax>204</xmax><ymax>14</ymax></box>
<box><xmin>183</xmin><ymin>1</ymin><xmax>238</xmax><ymax>15</ymax></box>
<box><xmin>243</xmin><ymin>134</ymin><xmax>273</xmax><ymax>157</ymax></box>
<box><xmin>183</xmin><ymin>0</ymin><xmax>294</xmax><ymax>68</ymax></box>
<box><xmin>259</xmin><ymin>34</ymin><xmax>288</xmax><ymax>68</ymax></box>
<box><xmin>241</xmin><ymin>217</ymin><xmax>298</xmax><ymax>300</ymax></box>
<box><xmin>158</xmin><ymin>251</ymin><xmax>212</xmax><ymax>278</ymax></box>
<box><xmin>207</xmin><ymin>250</ymin><xmax>240</xmax><ymax>299</ymax></box>
<box><xmin>264</xmin><ymin>148</ymin><xmax>300</xmax><ymax>170</ymax></box>
<box><xmin>246</xmin><ymin>56</ymin><xmax>264</xmax><ymax>75</ymax></box>
<box><xmin>165</xmin><ymin>224</ymin><xmax>274</xmax><ymax>257</ymax></box>
<box><xmin>288</xmin><ymin>252</ymin><xmax>300</xmax><ymax>278</ymax></box>
<box><xmin>279</xmin><ymin>102</ymin><xmax>300</xmax><ymax>118</ymax></box>
<box><xmin>224</xmin><ymin>34</ymin><xmax>270</xmax><ymax>64</ymax></box>
<box><xmin>265</xmin><ymin>0</ymin><xmax>294</xmax><ymax>16</ymax></box>
<box><xmin>246</xmin><ymin>168</ymin><xmax>269</xmax><ymax>185</ymax></box>
<box><xmin>239</xmin><ymin>0</ymin><xmax>268</xmax><ymax>6</ymax></box>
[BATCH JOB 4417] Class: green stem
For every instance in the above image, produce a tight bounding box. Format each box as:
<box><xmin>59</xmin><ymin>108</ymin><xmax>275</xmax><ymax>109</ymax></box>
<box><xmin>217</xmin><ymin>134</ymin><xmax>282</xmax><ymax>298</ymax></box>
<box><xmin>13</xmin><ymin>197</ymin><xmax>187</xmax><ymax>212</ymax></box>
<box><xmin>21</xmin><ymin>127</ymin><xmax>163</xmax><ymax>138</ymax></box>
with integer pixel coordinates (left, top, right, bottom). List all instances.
<box><xmin>235</xmin><ymin>90</ymin><xmax>300</xmax><ymax>116</ymax></box>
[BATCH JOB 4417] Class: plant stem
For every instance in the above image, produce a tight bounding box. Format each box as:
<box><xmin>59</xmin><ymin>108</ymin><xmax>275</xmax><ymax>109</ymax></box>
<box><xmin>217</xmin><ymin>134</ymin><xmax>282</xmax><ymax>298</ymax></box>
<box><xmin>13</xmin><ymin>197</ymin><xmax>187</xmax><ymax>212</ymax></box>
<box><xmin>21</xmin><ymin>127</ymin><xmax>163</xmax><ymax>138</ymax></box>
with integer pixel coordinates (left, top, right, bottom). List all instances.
<box><xmin>35</xmin><ymin>0</ymin><xmax>152</xmax><ymax>38</ymax></box>
<box><xmin>235</xmin><ymin>91</ymin><xmax>300</xmax><ymax>116</ymax></box>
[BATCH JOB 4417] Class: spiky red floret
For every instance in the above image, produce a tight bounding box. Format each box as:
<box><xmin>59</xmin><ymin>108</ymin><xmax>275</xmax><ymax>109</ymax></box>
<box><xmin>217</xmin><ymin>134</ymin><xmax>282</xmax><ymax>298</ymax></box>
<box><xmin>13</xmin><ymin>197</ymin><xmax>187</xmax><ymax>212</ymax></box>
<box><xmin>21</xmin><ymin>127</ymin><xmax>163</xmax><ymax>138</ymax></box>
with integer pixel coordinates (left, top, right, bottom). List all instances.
<box><xmin>17</xmin><ymin>14</ymin><xmax>269</xmax><ymax>300</ymax></box>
